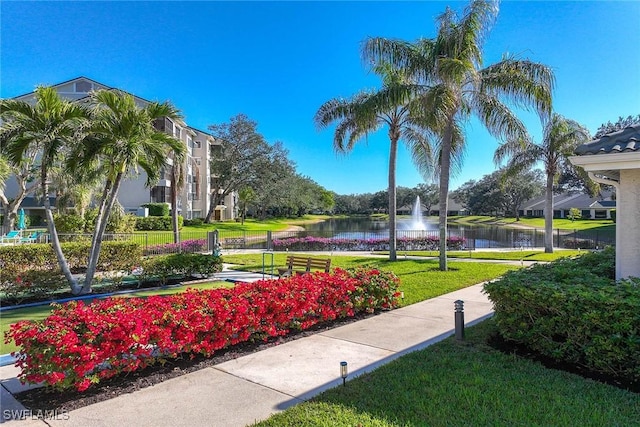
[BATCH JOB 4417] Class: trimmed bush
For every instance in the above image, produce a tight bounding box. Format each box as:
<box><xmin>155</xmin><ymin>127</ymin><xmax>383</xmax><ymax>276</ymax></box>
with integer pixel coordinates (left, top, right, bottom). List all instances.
<box><xmin>484</xmin><ymin>248</ymin><xmax>640</xmax><ymax>384</ymax></box>
<box><xmin>141</xmin><ymin>203</ymin><xmax>169</xmax><ymax>217</ymax></box>
<box><xmin>6</xmin><ymin>267</ymin><xmax>400</xmax><ymax>392</ymax></box>
<box><xmin>135</xmin><ymin>253</ymin><xmax>222</xmax><ymax>285</ymax></box>
<box><xmin>0</xmin><ymin>241</ymin><xmax>143</xmax><ymax>300</ymax></box>
<box><xmin>145</xmin><ymin>238</ymin><xmax>207</xmax><ymax>256</ymax></box>
<box><xmin>135</xmin><ymin>216</ymin><xmax>183</xmax><ymax>231</ymax></box>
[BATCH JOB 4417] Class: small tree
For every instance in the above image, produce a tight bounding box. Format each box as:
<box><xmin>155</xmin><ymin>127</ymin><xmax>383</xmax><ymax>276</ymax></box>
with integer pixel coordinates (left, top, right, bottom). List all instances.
<box><xmin>568</xmin><ymin>207</ymin><xmax>581</xmax><ymax>222</ymax></box>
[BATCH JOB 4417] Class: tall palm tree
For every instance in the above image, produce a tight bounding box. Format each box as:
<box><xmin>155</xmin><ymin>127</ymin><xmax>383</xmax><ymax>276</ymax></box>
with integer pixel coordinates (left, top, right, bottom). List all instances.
<box><xmin>494</xmin><ymin>113</ymin><xmax>590</xmax><ymax>252</ymax></box>
<box><xmin>363</xmin><ymin>0</ymin><xmax>554</xmax><ymax>270</ymax></box>
<box><xmin>315</xmin><ymin>62</ymin><xmax>434</xmax><ymax>261</ymax></box>
<box><xmin>0</xmin><ymin>86</ymin><xmax>88</xmax><ymax>293</ymax></box>
<box><xmin>77</xmin><ymin>89</ymin><xmax>186</xmax><ymax>292</ymax></box>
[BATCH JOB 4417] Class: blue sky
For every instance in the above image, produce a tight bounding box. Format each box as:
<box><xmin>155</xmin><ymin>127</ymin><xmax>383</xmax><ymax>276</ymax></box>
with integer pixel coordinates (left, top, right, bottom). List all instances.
<box><xmin>2</xmin><ymin>1</ymin><xmax>639</xmax><ymax>195</ymax></box>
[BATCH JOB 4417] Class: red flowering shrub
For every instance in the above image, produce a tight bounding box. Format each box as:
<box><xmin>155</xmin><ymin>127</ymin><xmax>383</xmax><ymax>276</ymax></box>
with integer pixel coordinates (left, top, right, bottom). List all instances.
<box><xmin>5</xmin><ymin>268</ymin><xmax>399</xmax><ymax>392</ymax></box>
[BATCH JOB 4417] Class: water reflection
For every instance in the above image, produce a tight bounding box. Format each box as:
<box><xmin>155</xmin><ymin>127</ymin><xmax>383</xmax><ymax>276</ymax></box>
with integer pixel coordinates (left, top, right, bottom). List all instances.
<box><xmin>302</xmin><ymin>217</ymin><xmax>547</xmax><ymax>249</ymax></box>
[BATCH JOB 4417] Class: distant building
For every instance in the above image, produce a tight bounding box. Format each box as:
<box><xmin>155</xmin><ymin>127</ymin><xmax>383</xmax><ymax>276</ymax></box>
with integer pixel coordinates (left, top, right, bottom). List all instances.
<box><xmin>4</xmin><ymin>77</ymin><xmax>236</xmax><ymax>220</ymax></box>
<box><xmin>520</xmin><ymin>192</ymin><xmax>616</xmax><ymax>220</ymax></box>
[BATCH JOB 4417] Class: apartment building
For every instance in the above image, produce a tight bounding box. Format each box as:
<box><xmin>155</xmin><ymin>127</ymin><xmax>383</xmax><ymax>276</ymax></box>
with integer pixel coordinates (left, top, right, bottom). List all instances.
<box><xmin>6</xmin><ymin>76</ymin><xmax>236</xmax><ymax>220</ymax></box>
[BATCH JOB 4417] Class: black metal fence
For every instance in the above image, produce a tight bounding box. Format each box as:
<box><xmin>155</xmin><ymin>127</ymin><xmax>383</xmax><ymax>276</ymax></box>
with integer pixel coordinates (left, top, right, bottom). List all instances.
<box><xmin>3</xmin><ymin>227</ymin><xmax>614</xmax><ymax>253</ymax></box>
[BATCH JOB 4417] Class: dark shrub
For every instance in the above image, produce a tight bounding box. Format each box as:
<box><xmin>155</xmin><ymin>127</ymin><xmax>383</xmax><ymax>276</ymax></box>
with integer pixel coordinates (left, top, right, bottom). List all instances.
<box><xmin>484</xmin><ymin>248</ymin><xmax>640</xmax><ymax>384</ymax></box>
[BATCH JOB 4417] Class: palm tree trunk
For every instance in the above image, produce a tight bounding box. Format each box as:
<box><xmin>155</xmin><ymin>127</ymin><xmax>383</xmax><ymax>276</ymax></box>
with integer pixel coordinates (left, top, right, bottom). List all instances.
<box><xmin>388</xmin><ymin>133</ymin><xmax>399</xmax><ymax>262</ymax></box>
<box><xmin>41</xmin><ymin>169</ymin><xmax>82</xmax><ymax>294</ymax></box>
<box><xmin>171</xmin><ymin>179</ymin><xmax>180</xmax><ymax>246</ymax></box>
<box><xmin>83</xmin><ymin>172</ymin><xmax>124</xmax><ymax>293</ymax></box>
<box><xmin>544</xmin><ymin>172</ymin><xmax>554</xmax><ymax>253</ymax></box>
<box><xmin>438</xmin><ymin>120</ymin><xmax>454</xmax><ymax>271</ymax></box>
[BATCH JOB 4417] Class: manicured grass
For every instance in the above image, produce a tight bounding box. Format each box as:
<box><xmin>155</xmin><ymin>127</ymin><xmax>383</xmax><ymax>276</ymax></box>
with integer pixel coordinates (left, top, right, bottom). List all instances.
<box><xmin>255</xmin><ymin>319</ymin><xmax>640</xmax><ymax>427</ymax></box>
<box><xmin>223</xmin><ymin>254</ymin><xmax>517</xmax><ymax>306</ymax></box>
<box><xmin>181</xmin><ymin>215</ymin><xmax>333</xmax><ymax>233</ymax></box>
<box><xmin>1</xmin><ymin>281</ymin><xmax>230</xmax><ymax>354</ymax></box>
<box><xmin>451</xmin><ymin>215</ymin><xmax>615</xmax><ymax>232</ymax></box>
<box><xmin>391</xmin><ymin>249</ymin><xmax>583</xmax><ymax>261</ymax></box>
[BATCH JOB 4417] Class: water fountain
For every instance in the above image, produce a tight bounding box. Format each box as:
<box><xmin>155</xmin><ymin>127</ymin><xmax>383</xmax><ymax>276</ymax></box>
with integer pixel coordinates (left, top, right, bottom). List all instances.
<box><xmin>410</xmin><ymin>196</ymin><xmax>427</xmax><ymax>231</ymax></box>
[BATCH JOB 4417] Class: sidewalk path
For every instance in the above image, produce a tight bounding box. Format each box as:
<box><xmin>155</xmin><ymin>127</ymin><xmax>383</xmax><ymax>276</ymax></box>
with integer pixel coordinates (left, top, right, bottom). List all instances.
<box><xmin>1</xmin><ymin>277</ymin><xmax>493</xmax><ymax>426</ymax></box>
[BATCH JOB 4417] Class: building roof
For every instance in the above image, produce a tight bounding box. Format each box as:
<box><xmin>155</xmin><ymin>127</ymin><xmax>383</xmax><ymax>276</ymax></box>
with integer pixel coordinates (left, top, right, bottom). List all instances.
<box><xmin>575</xmin><ymin>124</ymin><xmax>640</xmax><ymax>155</ymax></box>
<box><xmin>522</xmin><ymin>192</ymin><xmax>615</xmax><ymax>211</ymax></box>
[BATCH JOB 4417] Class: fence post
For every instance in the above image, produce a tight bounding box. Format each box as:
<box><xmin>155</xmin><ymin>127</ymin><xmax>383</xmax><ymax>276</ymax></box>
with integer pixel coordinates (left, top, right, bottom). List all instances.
<box><xmin>574</xmin><ymin>229</ymin><xmax>577</xmax><ymax>248</ymax></box>
<box><xmin>267</xmin><ymin>230</ymin><xmax>272</xmax><ymax>251</ymax></box>
<box><xmin>556</xmin><ymin>228</ymin><xmax>560</xmax><ymax>248</ymax></box>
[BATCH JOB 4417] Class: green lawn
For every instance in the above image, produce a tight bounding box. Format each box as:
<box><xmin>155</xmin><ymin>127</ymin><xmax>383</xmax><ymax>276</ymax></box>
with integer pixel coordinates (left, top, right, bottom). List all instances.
<box><xmin>254</xmin><ymin>319</ymin><xmax>640</xmax><ymax>427</ymax></box>
<box><xmin>450</xmin><ymin>215</ymin><xmax>615</xmax><ymax>232</ymax></box>
<box><xmin>390</xmin><ymin>249</ymin><xmax>583</xmax><ymax>261</ymax></box>
<box><xmin>1</xmin><ymin>281</ymin><xmax>230</xmax><ymax>354</ymax></box>
<box><xmin>222</xmin><ymin>254</ymin><xmax>517</xmax><ymax>306</ymax></box>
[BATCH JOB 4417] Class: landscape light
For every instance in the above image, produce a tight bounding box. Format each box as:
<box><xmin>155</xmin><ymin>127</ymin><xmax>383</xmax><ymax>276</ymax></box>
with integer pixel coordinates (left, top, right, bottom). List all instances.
<box><xmin>340</xmin><ymin>361</ymin><xmax>348</xmax><ymax>386</ymax></box>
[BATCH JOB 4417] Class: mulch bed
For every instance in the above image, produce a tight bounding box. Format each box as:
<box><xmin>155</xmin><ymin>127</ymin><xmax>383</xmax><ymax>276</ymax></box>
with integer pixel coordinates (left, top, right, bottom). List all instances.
<box><xmin>13</xmin><ymin>312</ymin><xmax>376</xmax><ymax>413</ymax></box>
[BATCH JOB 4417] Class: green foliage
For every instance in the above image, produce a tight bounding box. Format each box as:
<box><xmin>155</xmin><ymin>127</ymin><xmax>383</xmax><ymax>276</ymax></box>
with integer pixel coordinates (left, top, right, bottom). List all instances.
<box><xmin>0</xmin><ymin>241</ymin><xmax>143</xmax><ymax>300</ymax></box>
<box><xmin>568</xmin><ymin>207</ymin><xmax>581</xmax><ymax>221</ymax></box>
<box><xmin>142</xmin><ymin>203</ymin><xmax>169</xmax><ymax>217</ymax></box>
<box><xmin>611</xmin><ymin>209</ymin><xmax>616</xmax><ymax>223</ymax></box>
<box><xmin>183</xmin><ymin>218</ymin><xmax>204</xmax><ymax>226</ymax></box>
<box><xmin>484</xmin><ymin>248</ymin><xmax>640</xmax><ymax>383</ymax></box>
<box><xmin>138</xmin><ymin>253</ymin><xmax>223</xmax><ymax>285</ymax></box>
<box><xmin>53</xmin><ymin>213</ymin><xmax>86</xmax><ymax>234</ymax></box>
<box><xmin>135</xmin><ymin>215</ymin><xmax>183</xmax><ymax>231</ymax></box>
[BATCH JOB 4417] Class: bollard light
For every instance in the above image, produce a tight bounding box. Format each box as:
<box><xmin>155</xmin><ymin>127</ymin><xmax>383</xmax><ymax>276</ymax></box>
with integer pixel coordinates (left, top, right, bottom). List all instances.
<box><xmin>400</xmin><ymin>291</ymin><xmax>405</xmax><ymax>300</ymax></box>
<box><xmin>340</xmin><ymin>361</ymin><xmax>348</xmax><ymax>386</ymax></box>
<box><xmin>454</xmin><ymin>300</ymin><xmax>465</xmax><ymax>341</ymax></box>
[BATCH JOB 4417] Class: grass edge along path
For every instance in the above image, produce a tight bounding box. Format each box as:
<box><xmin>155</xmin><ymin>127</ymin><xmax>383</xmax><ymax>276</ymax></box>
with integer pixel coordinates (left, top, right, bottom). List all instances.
<box><xmin>254</xmin><ymin>319</ymin><xmax>640</xmax><ymax>427</ymax></box>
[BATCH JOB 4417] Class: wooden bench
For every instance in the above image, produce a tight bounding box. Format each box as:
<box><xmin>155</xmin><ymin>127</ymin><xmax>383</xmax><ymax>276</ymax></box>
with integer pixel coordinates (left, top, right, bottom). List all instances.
<box><xmin>277</xmin><ymin>255</ymin><xmax>331</xmax><ymax>278</ymax></box>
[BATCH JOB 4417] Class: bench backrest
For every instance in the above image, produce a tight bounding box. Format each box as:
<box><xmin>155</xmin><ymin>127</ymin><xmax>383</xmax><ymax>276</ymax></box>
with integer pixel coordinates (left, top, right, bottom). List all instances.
<box><xmin>286</xmin><ymin>256</ymin><xmax>331</xmax><ymax>273</ymax></box>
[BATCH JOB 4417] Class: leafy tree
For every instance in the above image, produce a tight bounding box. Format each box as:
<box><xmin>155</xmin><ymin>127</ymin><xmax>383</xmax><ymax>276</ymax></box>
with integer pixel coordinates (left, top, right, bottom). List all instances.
<box><xmin>500</xmin><ymin>168</ymin><xmax>544</xmax><ymax>220</ymax></box>
<box><xmin>315</xmin><ymin>62</ymin><xmax>433</xmax><ymax>261</ymax></box>
<box><xmin>594</xmin><ymin>114</ymin><xmax>640</xmax><ymax>138</ymax></box>
<box><xmin>495</xmin><ymin>113</ymin><xmax>590</xmax><ymax>252</ymax></box>
<box><xmin>568</xmin><ymin>207</ymin><xmax>581</xmax><ymax>221</ymax></box>
<box><xmin>238</xmin><ymin>187</ymin><xmax>256</xmax><ymax>224</ymax></box>
<box><xmin>364</xmin><ymin>0</ymin><xmax>554</xmax><ymax>270</ymax></box>
<box><xmin>0</xmin><ymin>151</ymin><xmax>38</xmax><ymax>230</ymax></box>
<box><xmin>76</xmin><ymin>89</ymin><xmax>185</xmax><ymax>293</ymax></box>
<box><xmin>0</xmin><ymin>86</ymin><xmax>88</xmax><ymax>293</ymax></box>
<box><xmin>205</xmin><ymin>114</ymin><xmax>272</xmax><ymax>222</ymax></box>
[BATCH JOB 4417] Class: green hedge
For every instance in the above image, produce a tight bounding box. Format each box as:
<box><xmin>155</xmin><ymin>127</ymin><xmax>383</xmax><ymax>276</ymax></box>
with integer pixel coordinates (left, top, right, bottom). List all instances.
<box><xmin>141</xmin><ymin>203</ymin><xmax>169</xmax><ymax>217</ymax></box>
<box><xmin>484</xmin><ymin>248</ymin><xmax>640</xmax><ymax>383</ymax></box>
<box><xmin>135</xmin><ymin>253</ymin><xmax>223</xmax><ymax>285</ymax></box>
<box><xmin>0</xmin><ymin>241</ymin><xmax>143</xmax><ymax>279</ymax></box>
<box><xmin>135</xmin><ymin>216</ymin><xmax>183</xmax><ymax>231</ymax></box>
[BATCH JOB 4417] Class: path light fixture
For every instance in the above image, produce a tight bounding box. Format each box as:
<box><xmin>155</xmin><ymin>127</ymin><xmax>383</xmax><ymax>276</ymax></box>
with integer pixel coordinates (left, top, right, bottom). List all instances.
<box><xmin>340</xmin><ymin>361</ymin><xmax>348</xmax><ymax>386</ymax></box>
<box><xmin>454</xmin><ymin>300</ymin><xmax>465</xmax><ymax>341</ymax></box>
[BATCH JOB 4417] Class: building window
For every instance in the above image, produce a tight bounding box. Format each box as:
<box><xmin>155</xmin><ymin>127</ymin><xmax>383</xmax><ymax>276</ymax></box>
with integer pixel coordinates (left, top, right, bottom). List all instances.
<box><xmin>594</xmin><ymin>210</ymin><xmax>607</xmax><ymax>219</ymax></box>
<box><xmin>194</xmin><ymin>140</ymin><xmax>202</xmax><ymax>149</ymax></box>
<box><xmin>174</xmin><ymin>127</ymin><xmax>181</xmax><ymax>139</ymax></box>
<box><xmin>75</xmin><ymin>81</ymin><xmax>92</xmax><ymax>92</ymax></box>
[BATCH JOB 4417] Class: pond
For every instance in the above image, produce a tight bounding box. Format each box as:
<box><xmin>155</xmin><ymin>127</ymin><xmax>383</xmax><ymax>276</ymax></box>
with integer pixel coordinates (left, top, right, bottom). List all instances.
<box><xmin>301</xmin><ymin>217</ymin><xmax>610</xmax><ymax>249</ymax></box>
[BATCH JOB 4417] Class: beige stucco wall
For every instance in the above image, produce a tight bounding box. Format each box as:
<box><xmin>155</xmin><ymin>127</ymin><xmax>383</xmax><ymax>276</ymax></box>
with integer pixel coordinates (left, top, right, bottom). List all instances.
<box><xmin>618</xmin><ymin>168</ymin><xmax>640</xmax><ymax>279</ymax></box>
